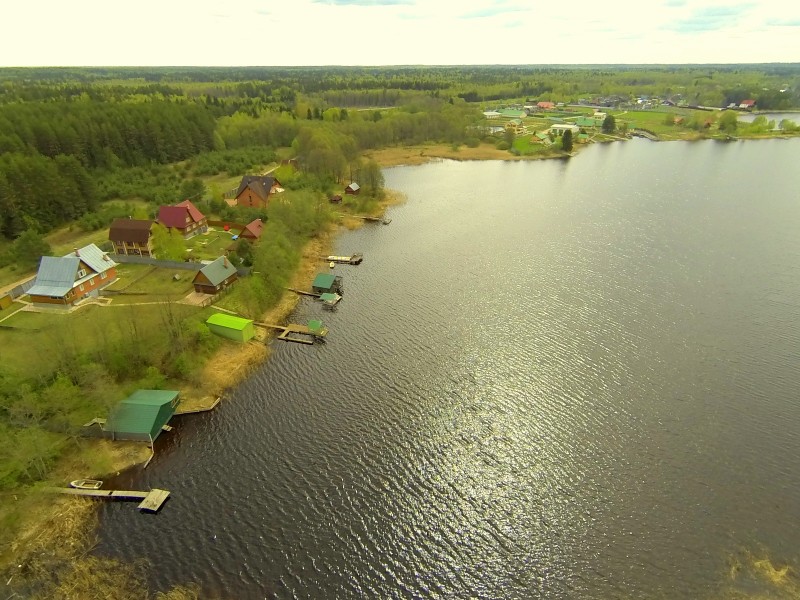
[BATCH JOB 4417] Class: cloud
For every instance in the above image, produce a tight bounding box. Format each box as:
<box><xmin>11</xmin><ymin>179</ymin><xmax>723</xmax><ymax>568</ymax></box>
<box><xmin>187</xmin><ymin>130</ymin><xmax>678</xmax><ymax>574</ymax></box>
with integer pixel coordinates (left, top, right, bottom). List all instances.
<box><xmin>310</xmin><ymin>0</ymin><xmax>413</xmax><ymax>5</ymax></box>
<box><xmin>459</xmin><ymin>3</ymin><xmax>527</xmax><ymax>19</ymax></box>
<box><xmin>765</xmin><ymin>18</ymin><xmax>800</xmax><ymax>26</ymax></box>
<box><xmin>664</xmin><ymin>0</ymin><xmax>686</xmax><ymax>6</ymax></box>
<box><xmin>664</xmin><ymin>3</ymin><xmax>754</xmax><ymax>33</ymax></box>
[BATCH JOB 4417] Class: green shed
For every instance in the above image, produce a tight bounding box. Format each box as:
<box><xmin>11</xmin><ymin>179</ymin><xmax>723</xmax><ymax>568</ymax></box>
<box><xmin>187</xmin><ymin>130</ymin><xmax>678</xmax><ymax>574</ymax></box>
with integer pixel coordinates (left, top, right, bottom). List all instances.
<box><xmin>206</xmin><ymin>313</ymin><xmax>255</xmax><ymax>342</ymax></box>
<box><xmin>106</xmin><ymin>389</ymin><xmax>179</xmax><ymax>442</ymax></box>
<box><xmin>312</xmin><ymin>273</ymin><xmax>343</xmax><ymax>295</ymax></box>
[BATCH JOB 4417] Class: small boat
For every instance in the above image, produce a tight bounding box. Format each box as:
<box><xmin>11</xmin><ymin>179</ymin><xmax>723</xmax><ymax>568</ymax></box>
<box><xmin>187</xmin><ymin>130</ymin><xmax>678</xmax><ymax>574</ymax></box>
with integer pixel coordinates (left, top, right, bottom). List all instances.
<box><xmin>70</xmin><ymin>479</ymin><xmax>103</xmax><ymax>490</ymax></box>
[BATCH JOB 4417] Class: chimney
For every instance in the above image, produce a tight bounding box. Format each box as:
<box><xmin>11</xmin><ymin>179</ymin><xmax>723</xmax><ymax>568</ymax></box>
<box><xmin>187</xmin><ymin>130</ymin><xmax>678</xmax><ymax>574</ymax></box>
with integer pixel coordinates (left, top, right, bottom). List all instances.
<box><xmin>223</xmin><ymin>257</ymin><xmax>229</xmax><ymax>268</ymax></box>
<box><xmin>74</xmin><ymin>247</ymin><xmax>79</xmax><ymax>257</ymax></box>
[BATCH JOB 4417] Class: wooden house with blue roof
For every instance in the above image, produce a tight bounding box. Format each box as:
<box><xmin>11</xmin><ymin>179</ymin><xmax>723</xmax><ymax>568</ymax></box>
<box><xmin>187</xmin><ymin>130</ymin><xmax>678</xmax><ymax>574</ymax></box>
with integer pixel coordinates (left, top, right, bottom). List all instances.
<box><xmin>27</xmin><ymin>243</ymin><xmax>118</xmax><ymax>308</ymax></box>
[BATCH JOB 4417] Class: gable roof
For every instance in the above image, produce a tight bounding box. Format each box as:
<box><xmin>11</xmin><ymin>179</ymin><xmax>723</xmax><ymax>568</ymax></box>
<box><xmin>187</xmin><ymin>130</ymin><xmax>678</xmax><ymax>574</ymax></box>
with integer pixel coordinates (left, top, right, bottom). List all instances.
<box><xmin>235</xmin><ymin>176</ymin><xmax>279</xmax><ymax>202</ymax></box>
<box><xmin>158</xmin><ymin>201</ymin><xmax>205</xmax><ymax>229</ymax></box>
<box><xmin>197</xmin><ymin>256</ymin><xmax>238</xmax><ymax>286</ymax></box>
<box><xmin>106</xmin><ymin>389</ymin><xmax>179</xmax><ymax>439</ymax></box>
<box><xmin>312</xmin><ymin>273</ymin><xmax>336</xmax><ymax>290</ymax></box>
<box><xmin>27</xmin><ymin>244</ymin><xmax>116</xmax><ymax>297</ymax></box>
<box><xmin>109</xmin><ymin>218</ymin><xmax>153</xmax><ymax>244</ymax></box>
<box><xmin>175</xmin><ymin>200</ymin><xmax>205</xmax><ymax>223</ymax></box>
<box><xmin>206</xmin><ymin>313</ymin><xmax>253</xmax><ymax>330</ymax></box>
<box><xmin>240</xmin><ymin>218</ymin><xmax>264</xmax><ymax>239</ymax></box>
<box><xmin>27</xmin><ymin>256</ymin><xmax>80</xmax><ymax>296</ymax></box>
<box><xmin>67</xmin><ymin>243</ymin><xmax>117</xmax><ymax>274</ymax></box>
<box><xmin>158</xmin><ymin>205</ymin><xmax>190</xmax><ymax>229</ymax></box>
<box><xmin>346</xmin><ymin>182</ymin><xmax>360</xmax><ymax>191</ymax></box>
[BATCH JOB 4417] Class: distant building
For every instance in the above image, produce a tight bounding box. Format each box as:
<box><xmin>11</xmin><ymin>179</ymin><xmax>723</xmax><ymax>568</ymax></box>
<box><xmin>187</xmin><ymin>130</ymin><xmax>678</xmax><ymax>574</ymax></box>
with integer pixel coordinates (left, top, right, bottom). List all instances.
<box><xmin>739</xmin><ymin>99</ymin><xmax>757</xmax><ymax>110</ymax></box>
<box><xmin>548</xmin><ymin>123</ymin><xmax>580</xmax><ymax>137</ymax></box>
<box><xmin>345</xmin><ymin>182</ymin><xmax>360</xmax><ymax>195</ymax></box>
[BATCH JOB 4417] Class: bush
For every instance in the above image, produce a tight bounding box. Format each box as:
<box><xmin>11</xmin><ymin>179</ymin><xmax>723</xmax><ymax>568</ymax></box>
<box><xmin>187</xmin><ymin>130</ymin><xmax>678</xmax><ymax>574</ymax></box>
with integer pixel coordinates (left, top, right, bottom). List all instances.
<box><xmin>495</xmin><ymin>140</ymin><xmax>510</xmax><ymax>150</ymax></box>
<box><xmin>464</xmin><ymin>137</ymin><xmax>481</xmax><ymax>148</ymax></box>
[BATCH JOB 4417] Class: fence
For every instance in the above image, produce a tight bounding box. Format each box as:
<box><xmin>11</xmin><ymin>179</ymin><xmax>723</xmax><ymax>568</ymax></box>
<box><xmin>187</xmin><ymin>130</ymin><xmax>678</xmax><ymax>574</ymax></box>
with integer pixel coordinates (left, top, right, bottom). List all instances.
<box><xmin>112</xmin><ymin>254</ymin><xmax>251</xmax><ymax>276</ymax></box>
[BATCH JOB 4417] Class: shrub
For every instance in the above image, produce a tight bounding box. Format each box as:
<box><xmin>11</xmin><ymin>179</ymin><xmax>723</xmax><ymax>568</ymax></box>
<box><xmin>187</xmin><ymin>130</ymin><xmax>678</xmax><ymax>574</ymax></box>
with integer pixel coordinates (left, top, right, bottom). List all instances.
<box><xmin>495</xmin><ymin>140</ymin><xmax>510</xmax><ymax>150</ymax></box>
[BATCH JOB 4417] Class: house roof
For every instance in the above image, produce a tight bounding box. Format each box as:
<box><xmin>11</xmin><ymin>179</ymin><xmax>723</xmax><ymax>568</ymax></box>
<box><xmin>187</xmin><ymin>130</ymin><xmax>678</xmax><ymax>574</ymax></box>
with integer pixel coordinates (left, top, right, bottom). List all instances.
<box><xmin>537</xmin><ymin>101</ymin><xmax>555</xmax><ymax>108</ymax></box>
<box><xmin>27</xmin><ymin>256</ymin><xmax>80</xmax><ymax>296</ymax></box>
<box><xmin>109</xmin><ymin>218</ymin><xmax>153</xmax><ymax>244</ymax></box>
<box><xmin>197</xmin><ymin>256</ymin><xmax>238</xmax><ymax>286</ymax></box>
<box><xmin>206</xmin><ymin>313</ymin><xmax>253</xmax><ymax>330</ymax></box>
<box><xmin>235</xmin><ymin>176</ymin><xmax>279</xmax><ymax>202</ymax></box>
<box><xmin>240</xmin><ymin>218</ymin><xmax>263</xmax><ymax>239</ymax></box>
<box><xmin>158</xmin><ymin>201</ymin><xmax>205</xmax><ymax>229</ymax></box>
<box><xmin>106</xmin><ymin>389</ymin><xmax>179</xmax><ymax>439</ymax></box>
<box><xmin>27</xmin><ymin>243</ymin><xmax>116</xmax><ymax>297</ymax></box>
<box><xmin>158</xmin><ymin>205</ymin><xmax>190</xmax><ymax>228</ymax></box>
<box><xmin>312</xmin><ymin>273</ymin><xmax>336</xmax><ymax>290</ymax></box>
<box><xmin>346</xmin><ymin>182</ymin><xmax>360</xmax><ymax>191</ymax></box>
<box><xmin>175</xmin><ymin>200</ymin><xmax>205</xmax><ymax>223</ymax></box>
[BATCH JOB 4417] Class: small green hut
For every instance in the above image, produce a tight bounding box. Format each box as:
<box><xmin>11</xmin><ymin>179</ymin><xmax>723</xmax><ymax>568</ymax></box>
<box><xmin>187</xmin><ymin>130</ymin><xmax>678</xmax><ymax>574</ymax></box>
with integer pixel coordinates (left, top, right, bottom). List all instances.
<box><xmin>205</xmin><ymin>313</ymin><xmax>255</xmax><ymax>342</ymax></box>
<box><xmin>312</xmin><ymin>273</ymin><xmax>343</xmax><ymax>295</ymax></box>
<box><xmin>106</xmin><ymin>390</ymin><xmax>179</xmax><ymax>442</ymax></box>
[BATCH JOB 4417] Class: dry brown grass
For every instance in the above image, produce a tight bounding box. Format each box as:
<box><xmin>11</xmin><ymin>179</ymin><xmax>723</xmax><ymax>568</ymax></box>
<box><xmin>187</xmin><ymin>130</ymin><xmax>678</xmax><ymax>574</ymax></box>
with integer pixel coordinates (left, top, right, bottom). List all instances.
<box><xmin>364</xmin><ymin>143</ymin><xmax>532</xmax><ymax>167</ymax></box>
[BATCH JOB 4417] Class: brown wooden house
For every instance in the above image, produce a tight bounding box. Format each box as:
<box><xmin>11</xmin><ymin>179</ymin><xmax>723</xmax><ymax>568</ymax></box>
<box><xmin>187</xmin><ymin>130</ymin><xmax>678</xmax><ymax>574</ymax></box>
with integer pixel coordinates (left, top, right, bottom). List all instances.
<box><xmin>27</xmin><ymin>244</ymin><xmax>118</xmax><ymax>308</ymax></box>
<box><xmin>109</xmin><ymin>218</ymin><xmax>155</xmax><ymax>257</ymax></box>
<box><xmin>238</xmin><ymin>218</ymin><xmax>264</xmax><ymax>241</ymax></box>
<box><xmin>345</xmin><ymin>182</ymin><xmax>360</xmax><ymax>195</ymax></box>
<box><xmin>234</xmin><ymin>175</ymin><xmax>283</xmax><ymax>209</ymax></box>
<box><xmin>192</xmin><ymin>256</ymin><xmax>239</xmax><ymax>295</ymax></box>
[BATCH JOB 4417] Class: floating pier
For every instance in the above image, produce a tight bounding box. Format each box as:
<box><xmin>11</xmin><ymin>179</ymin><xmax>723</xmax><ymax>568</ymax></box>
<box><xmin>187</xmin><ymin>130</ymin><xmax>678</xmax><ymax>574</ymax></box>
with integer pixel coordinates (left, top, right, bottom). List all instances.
<box><xmin>50</xmin><ymin>487</ymin><xmax>171</xmax><ymax>513</ymax></box>
<box><xmin>254</xmin><ymin>322</ymin><xmax>329</xmax><ymax>345</ymax></box>
<box><xmin>286</xmin><ymin>287</ymin><xmax>321</xmax><ymax>298</ymax></box>
<box><xmin>322</xmin><ymin>254</ymin><xmax>363</xmax><ymax>265</ymax></box>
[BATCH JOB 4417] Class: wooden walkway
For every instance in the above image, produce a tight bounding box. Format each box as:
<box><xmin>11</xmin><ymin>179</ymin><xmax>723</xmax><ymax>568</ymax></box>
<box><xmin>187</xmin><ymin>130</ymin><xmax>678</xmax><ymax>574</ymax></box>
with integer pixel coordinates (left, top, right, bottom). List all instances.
<box><xmin>287</xmin><ymin>287</ymin><xmax>321</xmax><ymax>298</ymax></box>
<box><xmin>50</xmin><ymin>487</ymin><xmax>171</xmax><ymax>513</ymax></box>
<box><xmin>254</xmin><ymin>322</ymin><xmax>328</xmax><ymax>345</ymax></box>
<box><xmin>322</xmin><ymin>254</ymin><xmax>363</xmax><ymax>265</ymax></box>
<box><xmin>175</xmin><ymin>396</ymin><xmax>221</xmax><ymax>415</ymax></box>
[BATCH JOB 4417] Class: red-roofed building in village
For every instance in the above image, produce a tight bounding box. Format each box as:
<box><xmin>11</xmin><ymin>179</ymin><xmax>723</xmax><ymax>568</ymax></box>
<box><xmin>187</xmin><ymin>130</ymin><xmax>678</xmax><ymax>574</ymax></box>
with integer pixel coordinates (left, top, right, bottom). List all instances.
<box><xmin>157</xmin><ymin>200</ymin><xmax>208</xmax><ymax>239</ymax></box>
<box><xmin>537</xmin><ymin>101</ymin><xmax>555</xmax><ymax>110</ymax></box>
<box><xmin>238</xmin><ymin>218</ymin><xmax>264</xmax><ymax>241</ymax></box>
<box><xmin>738</xmin><ymin>99</ymin><xmax>757</xmax><ymax>110</ymax></box>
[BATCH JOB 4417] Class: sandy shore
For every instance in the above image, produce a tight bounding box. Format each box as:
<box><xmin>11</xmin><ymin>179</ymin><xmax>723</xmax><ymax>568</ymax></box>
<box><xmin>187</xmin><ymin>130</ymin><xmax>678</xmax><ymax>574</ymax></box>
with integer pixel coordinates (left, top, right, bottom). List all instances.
<box><xmin>364</xmin><ymin>142</ymin><xmax>565</xmax><ymax>167</ymax></box>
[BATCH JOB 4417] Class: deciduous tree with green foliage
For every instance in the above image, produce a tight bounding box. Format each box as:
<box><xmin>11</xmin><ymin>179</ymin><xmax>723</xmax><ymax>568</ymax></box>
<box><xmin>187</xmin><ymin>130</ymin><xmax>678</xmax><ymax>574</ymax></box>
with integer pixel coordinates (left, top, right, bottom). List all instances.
<box><xmin>718</xmin><ymin>110</ymin><xmax>739</xmax><ymax>133</ymax></box>
<box><xmin>150</xmin><ymin>223</ymin><xmax>186</xmax><ymax>261</ymax></box>
<box><xmin>561</xmin><ymin>130</ymin><xmax>573</xmax><ymax>152</ymax></box>
<box><xmin>602</xmin><ymin>115</ymin><xmax>616</xmax><ymax>134</ymax></box>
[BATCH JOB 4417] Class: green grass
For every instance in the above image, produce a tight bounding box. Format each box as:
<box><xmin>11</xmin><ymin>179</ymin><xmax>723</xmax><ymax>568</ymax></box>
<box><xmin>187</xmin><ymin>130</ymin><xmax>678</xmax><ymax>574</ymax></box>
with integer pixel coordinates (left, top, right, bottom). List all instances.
<box><xmin>103</xmin><ymin>264</ymin><xmax>195</xmax><ymax>302</ymax></box>
<box><xmin>0</xmin><ymin>301</ymin><xmax>24</xmax><ymax>320</ymax></box>
<box><xmin>185</xmin><ymin>228</ymin><xmax>237</xmax><ymax>261</ymax></box>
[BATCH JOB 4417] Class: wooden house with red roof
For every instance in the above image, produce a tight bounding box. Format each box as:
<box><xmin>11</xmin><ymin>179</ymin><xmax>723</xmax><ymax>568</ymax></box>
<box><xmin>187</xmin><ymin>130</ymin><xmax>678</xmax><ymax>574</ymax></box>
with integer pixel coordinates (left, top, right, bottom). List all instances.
<box><xmin>234</xmin><ymin>175</ymin><xmax>283</xmax><ymax>209</ymax></box>
<box><xmin>157</xmin><ymin>200</ymin><xmax>208</xmax><ymax>239</ymax></box>
<box><xmin>238</xmin><ymin>218</ymin><xmax>264</xmax><ymax>241</ymax></box>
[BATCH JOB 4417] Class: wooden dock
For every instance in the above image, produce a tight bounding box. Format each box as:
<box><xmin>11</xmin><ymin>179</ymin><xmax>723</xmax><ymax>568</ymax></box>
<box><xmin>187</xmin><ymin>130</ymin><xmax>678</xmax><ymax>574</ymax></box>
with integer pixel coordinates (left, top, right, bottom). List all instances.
<box><xmin>355</xmin><ymin>215</ymin><xmax>391</xmax><ymax>224</ymax></box>
<box><xmin>322</xmin><ymin>254</ymin><xmax>363</xmax><ymax>265</ymax></box>
<box><xmin>175</xmin><ymin>396</ymin><xmax>221</xmax><ymax>415</ymax></box>
<box><xmin>50</xmin><ymin>487</ymin><xmax>171</xmax><ymax>513</ymax></box>
<box><xmin>254</xmin><ymin>322</ymin><xmax>328</xmax><ymax>345</ymax></box>
<box><xmin>286</xmin><ymin>287</ymin><xmax>321</xmax><ymax>298</ymax></box>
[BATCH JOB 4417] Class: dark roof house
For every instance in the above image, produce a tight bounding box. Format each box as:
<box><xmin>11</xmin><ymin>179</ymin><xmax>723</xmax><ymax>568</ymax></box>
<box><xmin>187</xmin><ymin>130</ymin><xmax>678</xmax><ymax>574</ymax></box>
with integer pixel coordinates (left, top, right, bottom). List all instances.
<box><xmin>109</xmin><ymin>218</ymin><xmax>155</xmax><ymax>256</ymax></box>
<box><xmin>235</xmin><ymin>176</ymin><xmax>283</xmax><ymax>209</ymax></box>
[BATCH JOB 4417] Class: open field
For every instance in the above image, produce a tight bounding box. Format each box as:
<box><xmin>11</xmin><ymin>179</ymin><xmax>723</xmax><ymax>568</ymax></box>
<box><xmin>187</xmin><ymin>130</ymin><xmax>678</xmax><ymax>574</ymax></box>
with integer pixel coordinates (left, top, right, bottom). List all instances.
<box><xmin>185</xmin><ymin>227</ymin><xmax>237</xmax><ymax>261</ymax></box>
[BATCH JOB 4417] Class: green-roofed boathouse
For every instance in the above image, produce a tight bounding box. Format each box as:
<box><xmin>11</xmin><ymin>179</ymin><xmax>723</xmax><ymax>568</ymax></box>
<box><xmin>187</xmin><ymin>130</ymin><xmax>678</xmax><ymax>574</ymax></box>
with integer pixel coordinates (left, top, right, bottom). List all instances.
<box><xmin>205</xmin><ymin>313</ymin><xmax>255</xmax><ymax>342</ymax></box>
<box><xmin>312</xmin><ymin>273</ymin><xmax>343</xmax><ymax>295</ymax></box>
<box><xmin>106</xmin><ymin>390</ymin><xmax>180</xmax><ymax>443</ymax></box>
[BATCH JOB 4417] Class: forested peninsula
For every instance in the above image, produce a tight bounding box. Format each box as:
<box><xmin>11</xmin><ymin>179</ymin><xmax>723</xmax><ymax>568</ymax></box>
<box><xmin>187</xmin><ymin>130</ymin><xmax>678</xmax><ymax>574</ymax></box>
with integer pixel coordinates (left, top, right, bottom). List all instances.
<box><xmin>1</xmin><ymin>64</ymin><xmax>799</xmax><ymax>598</ymax></box>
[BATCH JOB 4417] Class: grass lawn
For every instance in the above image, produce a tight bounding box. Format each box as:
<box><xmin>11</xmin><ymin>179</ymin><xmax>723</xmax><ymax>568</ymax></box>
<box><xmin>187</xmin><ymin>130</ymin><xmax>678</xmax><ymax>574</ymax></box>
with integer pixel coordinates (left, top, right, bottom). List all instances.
<box><xmin>104</xmin><ymin>264</ymin><xmax>195</xmax><ymax>301</ymax></box>
<box><xmin>0</xmin><ymin>301</ymin><xmax>24</xmax><ymax>320</ymax></box>
<box><xmin>185</xmin><ymin>228</ymin><xmax>238</xmax><ymax>261</ymax></box>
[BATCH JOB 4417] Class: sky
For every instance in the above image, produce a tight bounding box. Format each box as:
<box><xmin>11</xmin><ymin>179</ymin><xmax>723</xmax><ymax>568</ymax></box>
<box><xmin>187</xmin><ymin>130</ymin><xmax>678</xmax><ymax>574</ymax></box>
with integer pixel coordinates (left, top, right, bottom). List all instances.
<box><xmin>1</xmin><ymin>0</ymin><xmax>799</xmax><ymax>67</ymax></box>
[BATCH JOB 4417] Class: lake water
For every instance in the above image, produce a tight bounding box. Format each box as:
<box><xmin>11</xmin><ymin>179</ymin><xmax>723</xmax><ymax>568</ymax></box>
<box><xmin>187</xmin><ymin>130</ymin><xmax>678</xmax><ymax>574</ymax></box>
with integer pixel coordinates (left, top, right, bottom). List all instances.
<box><xmin>98</xmin><ymin>138</ymin><xmax>800</xmax><ymax>599</ymax></box>
<box><xmin>738</xmin><ymin>111</ymin><xmax>800</xmax><ymax>126</ymax></box>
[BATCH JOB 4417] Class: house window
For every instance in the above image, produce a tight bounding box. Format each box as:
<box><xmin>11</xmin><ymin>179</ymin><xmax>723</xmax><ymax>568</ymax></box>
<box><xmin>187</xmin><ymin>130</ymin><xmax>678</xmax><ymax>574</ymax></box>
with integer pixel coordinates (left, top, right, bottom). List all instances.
<box><xmin>77</xmin><ymin>269</ymin><xmax>86</xmax><ymax>278</ymax></box>
<box><xmin>79</xmin><ymin>284</ymin><xmax>85</xmax><ymax>292</ymax></box>
<box><xmin>101</xmin><ymin>272</ymin><xmax>108</xmax><ymax>280</ymax></box>
<box><xmin>90</xmin><ymin>277</ymin><xmax>95</xmax><ymax>285</ymax></box>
